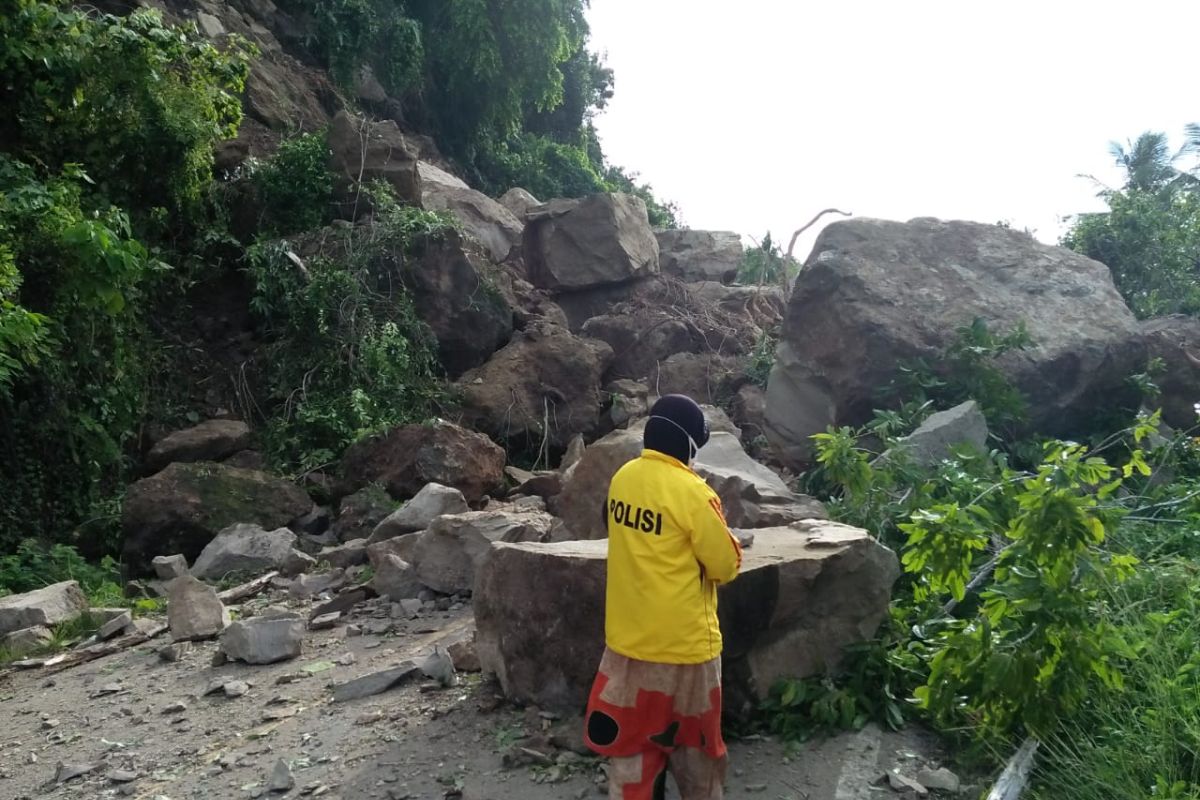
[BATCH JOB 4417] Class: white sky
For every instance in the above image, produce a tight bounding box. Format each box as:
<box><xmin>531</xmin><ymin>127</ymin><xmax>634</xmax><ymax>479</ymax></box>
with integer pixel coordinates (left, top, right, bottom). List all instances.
<box><xmin>586</xmin><ymin>0</ymin><xmax>1200</xmax><ymax>259</ymax></box>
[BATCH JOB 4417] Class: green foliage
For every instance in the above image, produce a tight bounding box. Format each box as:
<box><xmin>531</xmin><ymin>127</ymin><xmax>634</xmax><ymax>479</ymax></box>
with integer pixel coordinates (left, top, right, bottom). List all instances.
<box><xmin>737</xmin><ymin>233</ymin><xmax>797</xmax><ymax>285</ymax></box>
<box><xmin>0</xmin><ymin>540</ymin><xmax>122</xmax><ymax>603</ymax></box>
<box><xmin>0</xmin><ymin>159</ymin><xmax>163</xmax><ymax>549</ymax></box>
<box><xmin>299</xmin><ymin>0</ymin><xmax>423</xmax><ymax>94</ymax></box>
<box><xmin>1032</xmin><ymin>562</ymin><xmax>1200</xmax><ymax>800</ymax></box>
<box><xmin>746</xmin><ymin>330</ymin><xmax>779</xmax><ymax>389</ymax></box>
<box><xmin>1064</xmin><ymin>188</ymin><xmax>1200</xmax><ymax>318</ymax></box>
<box><xmin>888</xmin><ymin>318</ymin><xmax>1033</xmax><ymax>439</ymax></box>
<box><xmin>247</xmin><ymin>204</ymin><xmax>451</xmax><ymax>471</ymax></box>
<box><xmin>247</xmin><ymin>131</ymin><xmax>335</xmax><ymax>235</ymax></box>
<box><xmin>0</xmin><ymin>0</ymin><xmax>251</xmax><ymax>216</ymax></box>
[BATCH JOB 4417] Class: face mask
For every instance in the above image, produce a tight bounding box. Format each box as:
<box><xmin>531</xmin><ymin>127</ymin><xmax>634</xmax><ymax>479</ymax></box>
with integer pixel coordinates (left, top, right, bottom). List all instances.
<box><xmin>648</xmin><ymin>414</ymin><xmax>704</xmax><ymax>467</ymax></box>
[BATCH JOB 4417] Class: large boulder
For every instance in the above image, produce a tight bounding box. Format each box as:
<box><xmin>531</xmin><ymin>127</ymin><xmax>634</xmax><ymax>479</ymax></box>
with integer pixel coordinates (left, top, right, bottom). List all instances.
<box><xmin>474</xmin><ymin>521</ymin><xmax>900</xmax><ymax>713</ymax></box>
<box><xmin>219</xmin><ymin>612</ymin><xmax>305</xmax><ymax>665</ymax></box>
<box><xmin>328</xmin><ymin>111</ymin><xmax>421</xmax><ymax>209</ymax></box>
<box><xmin>582</xmin><ymin>311</ymin><xmax>704</xmax><ymax>383</ymax></box>
<box><xmin>876</xmin><ymin>401</ymin><xmax>989</xmax><ymax>469</ymax></box>
<box><xmin>649</xmin><ymin>352</ymin><xmax>747</xmax><ymax>406</ymax></box>
<box><xmin>694</xmin><ymin>433</ymin><xmax>827</xmax><ymax>528</ymax></box>
<box><xmin>340</xmin><ymin>421</ymin><xmax>506</xmax><ymax>503</ymax></box>
<box><xmin>456</xmin><ymin>323</ymin><xmax>614</xmax><ymax>452</ymax></box>
<box><xmin>371</xmin><ymin>554</ymin><xmax>423</xmax><ymax>600</ymax></box>
<box><xmin>656</xmin><ymin>230</ymin><xmax>743</xmax><ymax>284</ymax></box>
<box><xmin>398</xmin><ymin>231</ymin><xmax>513</xmax><ymax>376</ymax></box>
<box><xmin>418</xmin><ymin>163</ymin><xmax>523</xmax><ymax>264</ymax></box>
<box><xmin>370</xmin><ymin>483</ymin><xmax>469</xmax><ymax>542</ymax></box>
<box><xmin>1141</xmin><ymin>315</ymin><xmax>1200</xmax><ymax>429</ymax></box>
<box><xmin>524</xmin><ymin>194</ymin><xmax>659</xmax><ymax>292</ymax></box>
<box><xmin>167</xmin><ymin>576</ymin><xmax>230</xmax><ymax>641</ymax></box>
<box><xmin>332</xmin><ymin>486</ymin><xmax>397</xmax><ymax>543</ymax></box>
<box><xmin>552</xmin><ymin>425</ymin><xmax>646</xmax><ymax>541</ymax></box>
<box><xmin>411</xmin><ymin>509</ymin><xmax>554</xmax><ymax>595</ymax></box>
<box><xmin>499</xmin><ymin>187</ymin><xmax>541</xmax><ymax>219</ymax></box>
<box><xmin>765</xmin><ymin>218</ymin><xmax>1147</xmax><ymax>465</ymax></box>
<box><xmin>122</xmin><ymin>462</ymin><xmax>312</xmax><ymax>575</ymax></box>
<box><xmin>146</xmin><ymin>420</ymin><xmax>252</xmax><ymax>472</ymax></box>
<box><xmin>0</xmin><ymin>581</ymin><xmax>88</xmax><ymax>636</ymax></box>
<box><xmin>190</xmin><ymin>524</ymin><xmax>299</xmax><ymax>580</ymax></box>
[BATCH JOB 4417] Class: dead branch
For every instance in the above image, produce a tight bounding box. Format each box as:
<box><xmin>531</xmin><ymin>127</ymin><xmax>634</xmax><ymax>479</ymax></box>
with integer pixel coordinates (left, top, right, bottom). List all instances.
<box><xmin>987</xmin><ymin>738</ymin><xmax>1039</xmax><ymax>800</ymax></box>
<box><xmin>785</xmin><ymin>208</ymin><xmax>853</xmax><ymax>262</ymax></box>
<box><xmin>218</xmin><ymin>571</ymin><xmax>280</xmax><ymax>603</ymax></box>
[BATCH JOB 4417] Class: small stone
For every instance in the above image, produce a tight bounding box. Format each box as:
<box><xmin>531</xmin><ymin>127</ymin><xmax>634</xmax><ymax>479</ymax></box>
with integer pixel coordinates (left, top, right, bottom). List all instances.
<box><xmin>331</xmin><ymin>663</ymin><xmax>418</xmax><ymax>702</ymax></box>
<box><xmin>54</xmin><ymin>761</ymin><xmax>99</xmax><ymax>783</ymax></box>
<box><xmin>268</xmin><ymin>759</ymin><xmax>295</xmax><ymax>793</ymax></box>
<box><xmin>336</xmin><ymin>652</ymin><xmax>356</xmax><ymax>666</ymax></box>
<box><xmin>417</xmin><ymin>647</ymin><xmax>456</xmax><ymax>687</ymax></box>
<box><xmin>399</xmin><ymin>599</ymin><xmax>422</xmax><ymax>618</ymax></box>
<box><xmin>108</xmin><ymin>769</ymin><xmax>139</xmax><ymax>783</ymax></box>
<box><xmin>916</xmin><ymin>767</ymin><xmax>961</xmax><ymax>793</ymax></box>
<box><xmin>159</xmin><ymin>641</ymin><xmax>192</xmax><ymax>662</ymax></box>
<box><xmin>888</xmin><ymin>770</ymin><xmax>929</xmax><ymax>796</ymax></box>
<box><xmin>309</xmin><ymin>612</ymin><xmax>341</xmax><ymax>631</ymax></box>
<box><xmin>224</xmin><ymin>680</ymin><xmax>250</xmax><ymax>698</ymax></box>
<box><xmin>152</xmin><ymin>554</ymin><xmax>189</xmax><ymax>580</ymax></box>
<box><xmin>167</xmin><ymin>576</ymin><xmax>230</xmax><ymax>641</ymax></box>
<box><xmin>97</xmin><ymin>609</ymin><xmax>133</xmax><ymax>640</ymax></box>
<box><xmin>161</xmin><ymin>701</ymin><xmax>188</xmax><ymax>715</ymax></box>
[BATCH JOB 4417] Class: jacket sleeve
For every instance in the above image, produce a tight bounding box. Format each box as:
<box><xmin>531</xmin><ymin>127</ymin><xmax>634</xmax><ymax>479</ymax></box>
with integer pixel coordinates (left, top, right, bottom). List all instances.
<box><xmin>689</xmin><ymin>490</ymin><xmax>742</xmax><ymax>585</ymax></box>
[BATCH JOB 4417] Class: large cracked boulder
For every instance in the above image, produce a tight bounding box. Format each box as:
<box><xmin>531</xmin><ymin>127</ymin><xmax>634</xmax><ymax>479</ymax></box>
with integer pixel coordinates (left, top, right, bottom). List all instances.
<box><xmin>524</xmin><ymin>194</ymin><xmax>659</xmax><ymax>292</ymax></box>
<box><xmin>765</xmin><ymin>218</ymin><xmax>1147</xmax><ymax>465</ymax></box>
<box><xmin>328</xmin><ymin>111</ymin><xmax>421</xmax><ymax>209</ymax></box>
<box><xmin>1142</xmin><ymin>315</ymin><xmax>1200</xmax><ymax>429</ymax></box>
<box><xmin>146</xmin><ymin>420</ymin><xmax>252</xmax><ymax>473</ymax></box>
<box><xmin>371</xmin><ymin>483</ymin><xmax>469</xmax><ymax>542</ymax></box>
<box><xmin>418</xmin><ymin>163</ymin><xmax>523</xmax><ymax>264</ymax></box>
<box><xmin>694</xmin><ymin>433</ymin><xmax>827</xmax><ymax>528</ymax></box>
<box><xmin>474</xmin><ymin>521</ymin><xmax>900</xmax><ymax>713</ymax></box>
<box><xmin>122</xmin><ymin>462</ymin><xmax>312</xmax><ymax>575</ymax></box>
<box><xmin>411</xmin><ymin>509</ymin><xmax>554</xmax><ymax>595</ymax></box>
<box><xmin>397</xmin><ymin>231</ymin><xmax>513</xmax><ymax>376</ymax></box>
<box><xmin>340</xmin><ymin>421</ymin><xmax>506</xmax><ymax>503</ymax></box>
<box><xmin>190</xmin><ymin>524</ymin><xmax>299</xmax><ymax>581</ymax></box>
<box><xmin>656</xmin><ymin>230</ymin><xmax>743</xmax><ymax>284</ymax></box>
<box><xmin>0</xmin><ymin>581</ymin><xmax>88</xmax><ymax>636</ymax></box>
<box><xmin>456</xmin><ymin>323</ymin><xmax>614</xmax><ymax>452</ymax></box>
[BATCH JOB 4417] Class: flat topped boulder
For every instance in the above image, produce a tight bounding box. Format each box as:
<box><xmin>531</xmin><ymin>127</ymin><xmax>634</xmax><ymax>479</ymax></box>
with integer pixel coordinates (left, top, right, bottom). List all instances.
<box><xmin>146</xmin><ymin>419</ymin><xmax>252</xmax><ymax>472</ymax></box>
<box><xmin>0</xmin><ymin>581</ymin><xmax>88</xmax><ymax>636</ymax></box>
<box><xmin>765</xmin><ymin>217</ymin><xmax>1146</xmax><ymax>465</ymax></box>
<box><xmin>474</xmin><ymin>520</ymin><xmax>899</xmax><ymax>713</ymax></box>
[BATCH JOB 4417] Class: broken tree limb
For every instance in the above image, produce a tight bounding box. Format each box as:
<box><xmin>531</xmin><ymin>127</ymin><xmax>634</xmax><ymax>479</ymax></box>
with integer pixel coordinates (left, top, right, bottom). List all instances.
<box><xmin>10</xmin><ymin>621</ymin><xmax>170</xmax><ymax>674</ymax></box>
<box><xmin>987</xmin><ymin>738</ymin><xmax>1039</xmax><ymax>800</ymax></box>
<box><xmin>785</xmin><ymin>208</ymin><xmax>853</xmax><ymax>262</ymax></box>
<box><xmin>218</xmin><ymin>571</ymin><xmax>279</xmax><ymax>603</ymax></box>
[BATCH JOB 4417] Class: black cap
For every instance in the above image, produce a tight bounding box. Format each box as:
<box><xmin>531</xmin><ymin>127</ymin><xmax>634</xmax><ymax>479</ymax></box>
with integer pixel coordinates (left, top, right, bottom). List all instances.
<box><xmin>644</xmin><ymin>394</ymin><xmax>709</xmax><ymax>463</ymax></box>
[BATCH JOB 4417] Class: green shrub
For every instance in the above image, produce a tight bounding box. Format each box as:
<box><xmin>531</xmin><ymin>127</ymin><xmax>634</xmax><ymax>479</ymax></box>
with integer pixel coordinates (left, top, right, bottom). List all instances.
<box><xmin>737</xmin><ymin>234</ymin><xmax>796</xmax><ymax>285</ymax></box>
<box><xmin>0</xmin><ymin>540</ymin><xmax>122</xmax><ymax>603</ymax></box>
<box><xmin>248</xmin><ymin>131</ymin><xmax>335</xmax><ymax>235</ymax></box>
<box><xmin>247</xmin><ymin>203</ymin><xmax>452</xmax><ymax>471</ymax></box>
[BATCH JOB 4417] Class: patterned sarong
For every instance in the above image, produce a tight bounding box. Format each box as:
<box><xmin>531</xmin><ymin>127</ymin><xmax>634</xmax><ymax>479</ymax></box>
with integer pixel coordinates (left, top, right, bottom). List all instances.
<box><xmin>583</xmin><ymin>648</ymin><xmax>727</xmax><ymax>800</ymax></box>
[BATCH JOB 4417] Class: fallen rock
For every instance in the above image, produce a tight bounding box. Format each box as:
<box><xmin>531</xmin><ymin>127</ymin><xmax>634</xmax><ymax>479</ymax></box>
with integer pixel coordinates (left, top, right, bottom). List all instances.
<box><xmin>190</xmin><ymin>524</ymin><xmax>299</xmax><ymax>581</ymax></box>
<box><xmin>419</xmin><ymin>163</ymin><xmax>523</xmax><ymax>264</ymax></box>
<box><xmin>332</xmin><ymin>663</ymin><xmax>418</xmax><ymax>702</ymax></box>
<box><xmin>328</xmin><ymin>111</ymin><xmax>420</xmax><ymax>209</ymax></box>
<box><xmin>281</xmin><ymin>548</ymin><xmax>317</xmax><ymax>577</ymax></box>
<box><xmin>152</xmin><ymin>554</ymin><xmax>189</xmax><ymax>580</ymax></box>
<box><xmin>122</xmin><ymin>462</ymin><xmax>311</xmax><ymax>575</ymax></box>
<box><xmin>417</xmin><ymin>647</ymin><xmax>456</xmax><ymax>687</ymax></box>
<box><xmin>889</xmin><ymin>770</ymin><xmax>929</xmax><ymax>796</ymax></box>
<box><xmin>219</xmin><ymin>614</ymin><xmax>305</xmax><ymax>665</ymax></box>
<box><xmin>287</xmin><ymin>569</ymin><xmax>348</xmax><ymax>600</ymax></box>
<box><xmin>371</xmin><ymin>554</ymin><xmax>423</xmax><ymax>600</ymax></box>
<box><xmin>0</xmin><ymin>581</ymin><xmax>88</xmax><ymax>635</ymax></box>
<box><xmin>319</xmin><ymin>540</ymin><xmax>369</xmax><ymax>569</ymax></box>
<box><xmin>367</xmin><ymin>536</ymin><xmax>421</xmax><ymax>569</ymax></box>
<box><xmin>2</xmin><ymin>625</ymin><xmax>53</xmax><ymax>657</ymax></box>
<box><xmin>1141</xmin><ymin>315</ymin><xmax>1200</xmax><ymax>430</ymax></box>
<box><xmin>159</xmin><ymin>641</ymin><xmax>192</xmax><ymax>662</ymax></box>
<box><xmin>655</xmin><ymin>229</ymin><xmax>743</xmax><ymax>284</ymax></box>
<box><xmin>446</xmin><ymin>632</ymin><xmax>481</xmax><ymax>673</ymax></box>
<box><xmin>332</xmin><ymin>486</ymin><xmax>397</xmax><ymax>543</ymax></box>
<box><xmin>474</xmin><ymin>521</ymin><xmax>899</xmax><ymax>712</ymax></box>
<box><xmin>412</xmin><ymin>510</ymin><xmax>554</xmax><ymax>595</ymax></box>
<box><xmin>309</xmin><ymin>587</ymin><xmax>372</xmax><ymax>621</ymax></box>
<box><xmin>96</xmin><ymin>609</ymin><xmax>133</xmax><ymax>640</ymax></box>
<box><xmin>340</xmin><ymin>420</ymin><xmax>506</xmax><ymax>503</ymax></box>
<box><xmin>499</xmin><ymin>187</ymin><xmax>541</xmax><ymax>219</ymax></box>
<box><xmin>916</xmin><ymin>767</ymin><xmax>960</xmax><ymax>793</ymax></box>
<box><xmin>267</xmin><ymin>759</ymin><xmax>295</xmax><ymax>793</ymax></box>
<box><xmin>370</xmin><ymin>483</ymin><xmax>469</xmax><ymax>542</ymax></box>
<box><xmin>457</xmin><ymin>322</ymin><xmax>614</xmax><ymax>452</ymax></box>
<box><xmin>167</xmin><ymin>576</ymin><xmax>230</xmax><ymax>641</ymax></box>
<box><xmin>876</xmin><ymin>401</ymin><xmax>989</xmax><ymax>469</ymax></box>
<box><xmin>582</xmin><ymin>311</ymin><xmax>703</xmax><ymax>385</ymax></box>
<box><xmin>765</xmin><ymin>217</ymin><xmax>1147</xmax><ymax>465</ymax></box>
<box><xmin>694</xmin><ymin>432</ymin><xmax>826</xmax><ymax>528</ymax></box>
<box><xmin>649</xmin><ymin>351</ymin><xmax>745</xmax><ymax>406</ymax></box>
<box><xmin>731</xmin><ymin>384</ymin><xmax>768</xmax><ymax>443</ymax></box>
<box><xmin>146</xmin><ymin>419</ymin><xmax>252</xmax><ymax>472</ymax></box>
<box><xmin>524</xmin><ymin>193</ymin><xmax>659</xmax><ymax>292</ymax></box>
<box><xmin>552</xmin><ymin>425</ymin><xmax>645</xmax><ymax>540</ymax></box>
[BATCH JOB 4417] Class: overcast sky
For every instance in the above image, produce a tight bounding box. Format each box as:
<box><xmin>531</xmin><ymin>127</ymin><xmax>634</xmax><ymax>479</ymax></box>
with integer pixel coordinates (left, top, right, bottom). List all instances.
<box><xmin>586</xmin><ymin>0</ymin><xmax>1200</xmax><ymax>259</ymax></box>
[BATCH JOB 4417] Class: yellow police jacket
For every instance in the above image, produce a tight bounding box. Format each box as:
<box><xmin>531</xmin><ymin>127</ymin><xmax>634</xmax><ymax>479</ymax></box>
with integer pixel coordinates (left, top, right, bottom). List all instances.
<box><xmin>604</xmin><ymin>449</ymin><xmax>743</xmax><ymax>664</ymax></box>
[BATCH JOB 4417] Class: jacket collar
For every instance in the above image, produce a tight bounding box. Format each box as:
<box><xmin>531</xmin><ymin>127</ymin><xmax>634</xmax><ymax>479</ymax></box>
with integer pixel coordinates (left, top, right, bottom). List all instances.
<box><xmin>641</xmin><ymin>448</ymin><xmax>692</xmax><ymax>472</ymax></box>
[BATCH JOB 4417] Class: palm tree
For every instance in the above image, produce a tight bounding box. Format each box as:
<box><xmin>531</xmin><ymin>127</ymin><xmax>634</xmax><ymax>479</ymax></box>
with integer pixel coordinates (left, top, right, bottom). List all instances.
<box><xmin>1109</xmin><ymin>132</ymin><xmax>1183</xmax><ymax>193</ymax></box>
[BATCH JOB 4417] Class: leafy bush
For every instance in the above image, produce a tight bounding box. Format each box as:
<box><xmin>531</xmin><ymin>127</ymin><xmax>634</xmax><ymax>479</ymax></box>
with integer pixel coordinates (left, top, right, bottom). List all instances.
<box><xmin>0</xmin><ymin>540</ymin><xmax>122</xmax><ymax>603</ymax></box>
<box><xmin>247</xmin><ymin>131</ymin><xmax>335</xmax><ymax>235</ymax></box>
<box><xmin>737</xmin><ymin>234</ymin><xmax>797</xmax><ymax>285</ymax></box>
<box><xmin>247</xmin><ymin>203</ymin><xmax>452</xmax><ymax>471</ymax></box>
<box><xmin>0</xmin><ymin>0</ymin><xmax>251</xmax><ymax>216</ymax></box>
<box><xmin>746</xmin><ymin>330</ymin><xmax>779</xmax><ymax>389</ymax></box>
